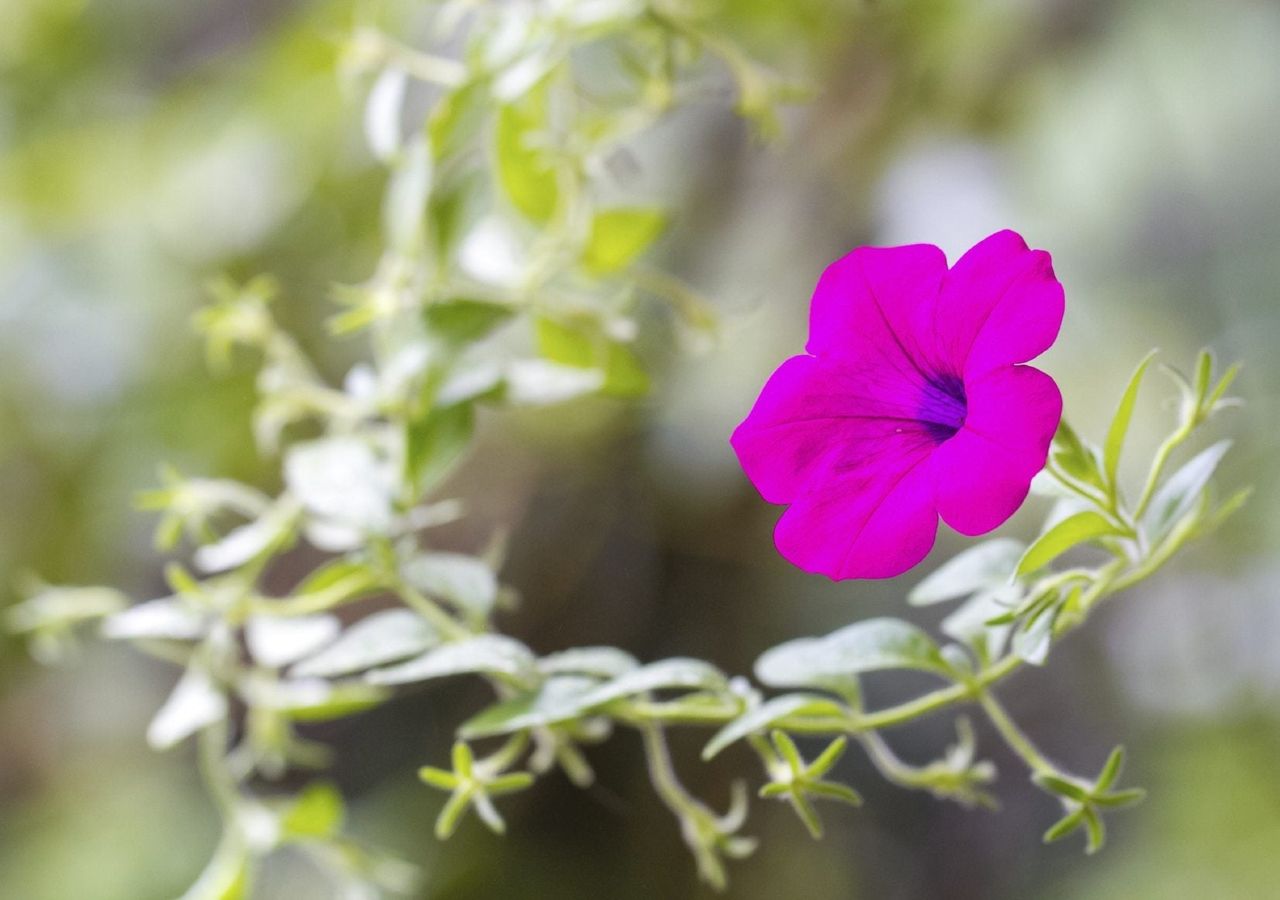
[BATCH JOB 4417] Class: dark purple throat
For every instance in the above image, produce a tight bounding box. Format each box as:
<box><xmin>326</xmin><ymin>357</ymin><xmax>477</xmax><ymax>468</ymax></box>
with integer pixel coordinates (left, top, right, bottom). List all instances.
<box><xmin>918</xmin><ymin>372</ymin><xmax>967</xmax><ymax>443</ymax></box>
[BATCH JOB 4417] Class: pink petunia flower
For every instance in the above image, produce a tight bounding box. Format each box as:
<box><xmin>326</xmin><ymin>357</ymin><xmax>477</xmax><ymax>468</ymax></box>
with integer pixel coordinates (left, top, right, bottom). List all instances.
<box><xmin>731</xmin><ymin>230</ymin><xmax>1065</xmax><ymax>580</ymax></box>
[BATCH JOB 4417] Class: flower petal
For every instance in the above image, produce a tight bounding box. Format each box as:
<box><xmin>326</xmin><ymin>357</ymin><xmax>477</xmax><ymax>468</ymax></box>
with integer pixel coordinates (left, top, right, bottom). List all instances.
<box><xmin>731</xmin><ymin>354</ymin><xmax>940</xmax><ymax>505</ymax></box>
<box><xmin>933</xmin><ymin>230</ymin><xmax>1065</xmax><ymax>378</ymax></box>
<box><xmin>774</xmin><ymin>448</ymin><xmax>939</xmax><ymax>580</ymax></box>
<box><xmin>807</xmin><ymin>244</ymin><xmax>948</xmax><ymax>373</ymax></box>
<box><xmin>933</xmin><ymin>365</ymin><xmax>1062</xmax><ymax>536</ymax></box>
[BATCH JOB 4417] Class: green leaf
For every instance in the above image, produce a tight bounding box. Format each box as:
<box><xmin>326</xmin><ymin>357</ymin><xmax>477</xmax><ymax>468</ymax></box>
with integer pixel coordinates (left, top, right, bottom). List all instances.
<box><xmin>1103</xmin><ymin>350</ymin><xmax>1156</xmax><ymax>488</ymax></box>
<box><xmin>702</xmin><ymin>694</ymin><xmax>847</xmax><ymax>761</ymax></box>
<box><xmin>292</xmin><ymin>559</ymin><xmax>381</xmax><ymax>601</ymax></box>
<box><xmin>1033</xmin><ymin>772</ymin><xmax>1090</xmax><ymax>802</ymax></box>
<box><xmin>406</xmin><ymin>402</ymin><xmax>475</xmax><ymax>495</ymax></box>
<box><xmin>1096</xmin><ymin>746</ymin><xmax>1126</xmax><ymax>790</ymax></box>
<box><xmin>535</xmin><ymin>316</ymin><xmax>649</xmax><ymax>397</ymax></box>
<box><xmin>1206</xmin><ymin>361</ymin><xmax>1241</xmax><ymax>409</ymax></box>
<box><xmin>495</xmin><ymin>88</ymin><xmax>558</xmax><ymax>223</ymax></box>
<box><xmin>754</xmin><ymin>618</ymin><xmax>949</xmax><ymax>691</ymax></box>
<box><xmin>1093</xmin><ymin>788</ymin><xmax>1146</xmax><ymax>808</ymax></box>
<box><xmin>1142</xmin><ymin>440</ymin><xmax>1232</xmax><ymax>540</ymax></box>
<box><xmin>401</xmin><ymin>552</ymin><xmax>498</xmax><ymax>620</ymax></box>
<box><xmin>537</xmin><ymin>646</ymin><xmax>639</xmax><ymax>679</ymax></box>
<box><xmin>429</xmin><ymin>80</ymin><xmax>486</xmax><ymax>160</ymax></box>
<box><xmin>908</xmin><ymin>539</ymin><xmax>1024</xmax><ymax>605</ymax></box>
<box><xmin>281</xmin><ymin>782</ymin><xmax>345</xmax><ymax>840</ymax></box>
<box><xmin>1052</xmin><ymin>420</ymin><xmax>1105</xmax><ymax>489</ymax></box>
<box><xmin>582</xmin><ymin>208</ymin><xmax>666</xmax><ymax>276</ymax></box>
<box><xmin>1043</xmin><ymin>809</ymin><xmax>1085</xmax><ymax>844</ymax></box>
<box><xmin>577</xmin><ymin>658</ymin><xmax>727</xmax><ymax>708</ymax></box>
<box><xmin>1016</xmin><ymin>512</ymin><xmax>1125</xmax><ymax>576</ymax></box>
<box><xmin>423</xmin><ymin>298</ymin><xmax>516</xmax><ymax>345</ymax></box>
<box><xmin>365</xmin><ymin>634</ymin><xmax>537</xmax><ymax>685</ymax></box>
<box><xmin>460</xmin><ymin>675</ymin><xmax>601</xmax><ymax>739</ymax></box>
<box><xmin>1082</xmin><ymin>807</ymin><xmax>1105</xmax><ymax>854</ymax></box>
<box><xmin>290</xmin><ymin>609</ymin><xmax>441</xmax><ymax>678</ymax></box>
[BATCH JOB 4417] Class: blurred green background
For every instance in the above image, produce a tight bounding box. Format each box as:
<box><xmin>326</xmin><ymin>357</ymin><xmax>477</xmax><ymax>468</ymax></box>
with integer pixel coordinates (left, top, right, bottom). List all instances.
<box><xmin>2</xmin><ymin>0</ymin><xmax>1278</xmax><ymax>897</ymax></box>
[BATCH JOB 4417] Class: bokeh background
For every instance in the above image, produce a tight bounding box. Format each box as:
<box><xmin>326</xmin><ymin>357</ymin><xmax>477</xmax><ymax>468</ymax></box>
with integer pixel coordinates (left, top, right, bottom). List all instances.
<box><xmin>2</xmin><ymin>0</ymin><xmax>1278</xmax><ymax>897</ymax></box>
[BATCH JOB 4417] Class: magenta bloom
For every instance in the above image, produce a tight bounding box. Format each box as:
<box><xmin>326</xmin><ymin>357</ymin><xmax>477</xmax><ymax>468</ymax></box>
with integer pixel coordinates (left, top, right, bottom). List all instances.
<box><xmin>731</xmin><ymin>230</ymin><xmax>1065</xmax><ymax>580</ymax></box>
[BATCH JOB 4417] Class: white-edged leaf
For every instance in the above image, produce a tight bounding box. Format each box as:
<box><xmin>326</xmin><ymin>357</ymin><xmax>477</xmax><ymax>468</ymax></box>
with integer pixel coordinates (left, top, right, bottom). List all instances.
<box><xmin>459</xmin><ymin>675</ymin><xmax>600</xmax><ymax>738</ymax></box>
<box><xmin>102</xmin><ymin>598</ymin><xmax>207</xmax><ymax>641</ymax></box>
<box><xmin>537</xmin><ymin>646</ymin><xmax>639</xmax><ymax>679</ymax></box>
<box><xmin>1016</xmin><ymin>512</ymin><xmax>1124</xmax><ymax>576</ymax></box>
<box><xmin>245</xmin><ymin>614</ymin><xmax>341</xmax><ymax>669</ymax></box>
<box><xmin>505</xmin><ymin>359</ymin><xmax>604</xmax><ymax>404</ymax></box>
<box><xmin>577</xmin><ymin>658</ymin><xmax>726</xmax><ymax>708</ymax></box>
<box><xmin>908</xmin><ymin>539</ymin><xmax>1024</xmax><ymax>606</ymax></box>
<box><xmin>1142</xmin><ymin>440</ymin><xmax>1232</xmax><ymax>539</ymax></box>
<box><xmin>755</xmin><ymin>618</ymin><xmax>948</xmax><ymax>690</ymax></box>
<box><xmin>384</xmin><ymin>135</ymin><xmax>433</xmax><ymax>250</ymax></box>
<box><xmin>402</xmin><ymin>553</ymin><xmax>498</xmax><ymax>618</ymax></box>
<box><xmin>193</xmin><ymin>501</ymin><xmax>296</xmax><ymax>572</ymax></box>
<box><xmin>365</xmin><ymin>634</ymin><xmax>536</xmax><ymax>685</ymax></box>
<box><xmin>1012</xmin><ymin>608</ymin><xmax>1055</xmax><ymax>666</ymax></box>
<box><xmin>702</xmin><ymin>694</ymin><xmax>847</xmax><ymax>761</ymax></box>
<box><xmin>148</xmin><ymin>667</ymin><xmax>228</xmax><ymax>750</ymax></box>
<box><xmin>291</xmin><ymin>609</ymin><xmax>441</xmax><ymax>678</ymax></box>
<box><xmin>940</xmin><ymin>584</ymin><xmax>1021</xmax><ymax>660</ymax></box>
<box><xmin>365</xmin><ymin>66</ymin><xmax>407</xmax><ymax>162</ymax></box>
<box><xmin>285</xmin><ymin>437</ymin><xmax>396</xmax><ymax>534</ymax></box>
<box><xmin>244</xmin><ymin>677</ymin><xmax>389</xmax><ymax>721</ymax></box>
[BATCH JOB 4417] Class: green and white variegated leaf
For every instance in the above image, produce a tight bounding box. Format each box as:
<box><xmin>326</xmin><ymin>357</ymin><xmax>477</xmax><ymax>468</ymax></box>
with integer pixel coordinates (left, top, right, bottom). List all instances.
<box><xmin>537</xmin><ymin>646</ymin><xmax>639</xmax><ymax>679</ymax></box>
<box><xmin>940</xmin><ymin>584</ymin><xmax>1021</xmax><ymax>661</ymax></box>
<box><xmin>459</xmin><ymin>675</ymin><xmax>601</xmax><ymax>739</ymax></box>
<box><xmin>909</xmin><ymin>539</ymin><xmax>1024</xmax><ymax>606</ymax></box>
<box><xmin>290</xmin><ymin>609</ymin><xmax>441</xmax><ymax>678</ymax></box>
<box><xmin>1012</xmin><ymin>607</ymin><xmax>1055</xmax><ymax>666</ymax></box>
<box><xmin>577</xmin><ymin>658</ymin><xmax>727</xmax><ymax>708</ymax></box>
<box><xmin>177</xmin><ymin>829</ymin><xmax>250</xmax><ymax>900</ymax></box>
<box><xmin>285</xmin><ymin>438</ymin><xmax>398</xmax><ymax>550</ymax></box>
<box><xmin>365</xmin><ymin>66</ymin><xmax>407</xmax><ymax>163</ymax></box>
<box><xmin>365</xmin><ymin>634</ymin><xmax>536</xmax><ymax>685</ymax></box>
<box><xmin>401</xmin><ymin>552</ymin><xmax>498</xmax><ymax>619</ymax></box>
<box><xmin>384</xmin><ymin>135</ymin><xmax>433</xmax><ymax>251</ymax></box>
<box><xmin>243</xmin><ymin>677</ymin><xmax>389</xmax><ymax>721</ymax></box>
<box><xmin>755</xmin><ymin>618</ymin><xmax>949</xmax><ymax>691</ymax></box>
<box><xmin>1143</xmin><ymin>440</ymin><xmax>1232</xmax><ymax>541</ymax></box>
<box><xmin>148</xmin><ymin>666</ymin><xmax>228</xmax><ymax>750</ymax></box>
<box><xmin>102</xmin><ymin>597</ymin><xmax>208</xmax><ymax>641</ymax></box>
<box><xmin>702</xmin><ymin>693</ymin><xmax>848</xmax><ymax>761</ymax></box>
<box><xmin>244</xmin><ymin>614</ymin><xmax>341</xmax><ymax>669</ymax></box>
<box><xmin>504</xmin><ymin>359</ymin><xmax>605</xmax><ymax>404</ymax></box>
<box><xmin>194</xmin><ymin>497</ymin><xmax>299</xmax><ymax>573</ymax></box>
<box><xmin>6</xmin><ymin>584</ymin><xmax>128</xmax><ymax>635</ymax></box>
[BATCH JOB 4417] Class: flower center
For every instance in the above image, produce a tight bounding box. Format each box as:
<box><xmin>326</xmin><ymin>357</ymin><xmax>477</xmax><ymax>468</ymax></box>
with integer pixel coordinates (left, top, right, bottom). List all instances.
<box><xmin>918</xmin><ymin>373</ymin><xmax>967</xmax><ymax>443</ymax></box>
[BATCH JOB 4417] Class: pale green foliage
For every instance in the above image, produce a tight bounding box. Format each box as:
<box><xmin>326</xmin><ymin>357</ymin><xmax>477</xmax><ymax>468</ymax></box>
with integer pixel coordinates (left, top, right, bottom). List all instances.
<box><xmin>0</xmin><ymin>1</ymin><xmax>1247</xmax><ymax>895</ymax></box>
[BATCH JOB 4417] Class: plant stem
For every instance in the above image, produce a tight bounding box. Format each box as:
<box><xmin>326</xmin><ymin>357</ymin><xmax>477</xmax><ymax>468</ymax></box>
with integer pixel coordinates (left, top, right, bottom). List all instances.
<box><xmin>976</xmin><ymin>690</ymin><xmax>1056</xmax><ymax>778</ymax></box>
<box><xmin>1132</xmin><ymin>419</ymin><xmax>1196</xmax><ymax>520</ymax></box>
